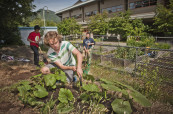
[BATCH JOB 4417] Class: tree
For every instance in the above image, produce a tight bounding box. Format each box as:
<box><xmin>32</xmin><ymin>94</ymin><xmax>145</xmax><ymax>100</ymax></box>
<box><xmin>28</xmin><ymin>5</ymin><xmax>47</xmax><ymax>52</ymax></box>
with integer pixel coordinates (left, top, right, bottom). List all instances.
<box><xmin>0</xmin><ymin>0</ymin><xmax>35</xmax><ymax>45</ymax></box>
<box><xmin>57</xmin><ymin>18</ymin><xmax>81</xmax><ymax>35</ymax></box>
<box><xmin>88</xmin><ymin>11</ymin><xmax>109</xmax><ymax>35</ymax></box>
<box><xmin>152</xmin><ymin>0</ymin><xmax>173</xmax><ymax>36</ymax></box>
<box><xmin>109</xmin><ymin>11</ymin><xmax>148</xmax><ymax>40</ymax></box>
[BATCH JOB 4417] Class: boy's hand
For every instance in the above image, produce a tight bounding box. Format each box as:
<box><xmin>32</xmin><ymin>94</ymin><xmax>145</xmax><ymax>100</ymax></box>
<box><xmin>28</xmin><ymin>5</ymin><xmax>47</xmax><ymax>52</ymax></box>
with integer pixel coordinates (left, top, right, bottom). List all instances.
<box><xmin>71</xmin><ymin>66</ymin><xmax>76</xmax><ymax>71</ymax></box>
<box><xmin>77</xmin><ymin>67</ymin><xmax>83</xmax><ymax>78</ymax></box>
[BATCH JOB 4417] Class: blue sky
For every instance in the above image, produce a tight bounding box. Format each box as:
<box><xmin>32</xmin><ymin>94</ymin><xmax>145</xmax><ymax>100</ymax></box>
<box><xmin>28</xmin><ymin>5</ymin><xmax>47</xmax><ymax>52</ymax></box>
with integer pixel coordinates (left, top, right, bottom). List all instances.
<box><xmin>32</xmin><ymin>0</ymin><xmax>80</xmax><ymax>12</ymax></box>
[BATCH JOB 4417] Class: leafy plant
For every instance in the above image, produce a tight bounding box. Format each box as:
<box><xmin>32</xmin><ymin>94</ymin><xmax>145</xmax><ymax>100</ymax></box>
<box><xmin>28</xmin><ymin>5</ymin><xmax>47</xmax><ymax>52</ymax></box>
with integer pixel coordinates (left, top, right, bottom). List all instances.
<box><xmin>41</xmin><ymin>94</ymin><xmax>57</xmax><ymax>114</ymax></box>
<box><xmin>111</xmin><ymin>99</ymin><xmax>132</xmax><ymax>114</ymax></box>
<box><xmin>58</xmin><ymin>88</ymin><xmax>74</xmax><ymax>103</ymax></box>
<box><xmin>33</xmin><ymin>85</ymin><xmax>48</xmax><ymax>98</ymax></box>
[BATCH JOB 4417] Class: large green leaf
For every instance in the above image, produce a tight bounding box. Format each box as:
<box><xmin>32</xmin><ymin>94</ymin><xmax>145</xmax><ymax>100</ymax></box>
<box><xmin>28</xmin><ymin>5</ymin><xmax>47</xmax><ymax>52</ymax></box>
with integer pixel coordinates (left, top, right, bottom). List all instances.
<box><xmin>101</xmin><ymin>83</ymin><xmax>121</xmax><ymax>92</ymax></box>
<box><xmin>100</xmin><ymin>78</ymin><xmax>114</xmax><ymax>85</ymax></box>
<box><xmin>44</xmin><ymin>74</ymin><xmax>56</xmax><ymax>87</ymax></box>
<box><xmin>111</xmin><ymin>99</ymin><xmax>132</xmax><ymax>114</ymax></box>
<box><xmin>130</xmin><ymin>91</ymin><xmax>152</xmax><ymax>107</ymax></box>
<box><xmin>56</xmin><ymin>75</ymin><xmax>67</xmax><ymax>83</ymax></box>
<box><xmin>33</xmin><ymin>85</ymin><xmax>48</xmax><ymax>98</ymax></box>
<box><xmin>58</xmin><ymin>88</ymin><xmax>74</xmax><ymax>103</ymax></box>
<box><xmin>82</xmin><ymin>84</ymin><xmax>100</xmax><ymax>92</ymax></box>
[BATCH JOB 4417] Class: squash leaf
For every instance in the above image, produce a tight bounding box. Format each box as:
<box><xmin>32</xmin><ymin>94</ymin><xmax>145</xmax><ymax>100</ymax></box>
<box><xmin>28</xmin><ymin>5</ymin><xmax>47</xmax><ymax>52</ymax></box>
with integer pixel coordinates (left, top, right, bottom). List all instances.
<box><xmin>33</xmin><ymin>85</ymin><xmax>48</xmax><ymax>98</ymax></box>
<box><xmin>58</xmin><ymin>88</ymin><xmax>74</xmax><ymax>103</ymax></box>
<box><xmin>82</xmin><ymin>84</ymin><xmax>100</xmax><ymax>92</ymax></box>
<box><xmin>111</xmin><ymin>99</ymin><xmax>132</xmax><ymax>114</ymax></box>
<box><xmin>44</xmin><ymin>74</ymin><xmax>56</xmax><ymax>87</ymax></box>
<box><xmin>130</xmin><ymin>91</ymin><xmax>152</xmax><ymax>107</ymax></box>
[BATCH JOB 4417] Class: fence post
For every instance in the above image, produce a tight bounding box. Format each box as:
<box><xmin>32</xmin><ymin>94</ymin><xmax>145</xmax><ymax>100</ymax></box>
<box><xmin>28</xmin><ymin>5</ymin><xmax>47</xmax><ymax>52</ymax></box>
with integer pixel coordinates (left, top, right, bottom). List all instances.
<box><xmin>134</xmin><ymin>47</ymin><xmax>139</xmax><ymax>77</ymax></box>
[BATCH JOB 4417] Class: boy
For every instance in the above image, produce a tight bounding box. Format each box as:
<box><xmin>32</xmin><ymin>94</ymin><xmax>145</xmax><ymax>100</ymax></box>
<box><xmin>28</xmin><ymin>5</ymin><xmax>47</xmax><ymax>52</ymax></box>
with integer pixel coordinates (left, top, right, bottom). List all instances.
<box><xmin>41</xmin><ymin>31</ymin><xmax>83</xmax><ymax>82</ymax></box>
<box><xmin>27</xmin><ymin>25</ymin><xmax>41</xmax><ymax>67</ymax></box>
<box><xmin>83</xmin><ymin>32</ymin><xmax>95</xmax><ymax>59</ymax></box>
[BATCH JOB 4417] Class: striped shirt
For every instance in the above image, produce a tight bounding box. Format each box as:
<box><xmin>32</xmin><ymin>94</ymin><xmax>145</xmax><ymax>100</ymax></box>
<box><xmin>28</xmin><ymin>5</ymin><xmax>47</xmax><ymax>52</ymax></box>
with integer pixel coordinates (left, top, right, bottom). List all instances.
<box><xmin>47</xmin><ymin>41</ymin><xmax>76</xmax><ymax>66</ymax></box>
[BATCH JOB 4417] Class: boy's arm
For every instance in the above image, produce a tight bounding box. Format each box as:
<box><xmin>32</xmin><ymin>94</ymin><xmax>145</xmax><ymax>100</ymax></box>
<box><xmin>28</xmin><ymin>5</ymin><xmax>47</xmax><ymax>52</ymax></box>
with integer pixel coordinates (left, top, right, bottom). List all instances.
<box><xmin>54</xmin><ymin>60</ymin><xmax>76</xmax><ymax>71</ymax></box>
<box><xmin>72</xmin><ymin>48</ymin><xmax>83</xmax><ymax>77</ymax></box>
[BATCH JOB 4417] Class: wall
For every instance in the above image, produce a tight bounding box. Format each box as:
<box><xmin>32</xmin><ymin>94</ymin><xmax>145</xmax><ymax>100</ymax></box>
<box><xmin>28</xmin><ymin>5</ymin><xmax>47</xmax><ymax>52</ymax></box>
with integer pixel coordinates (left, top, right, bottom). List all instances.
<box><xmin>18</xmin><ymin>27</ymin><xmax>57</xmax><ymax>45</ymax></box>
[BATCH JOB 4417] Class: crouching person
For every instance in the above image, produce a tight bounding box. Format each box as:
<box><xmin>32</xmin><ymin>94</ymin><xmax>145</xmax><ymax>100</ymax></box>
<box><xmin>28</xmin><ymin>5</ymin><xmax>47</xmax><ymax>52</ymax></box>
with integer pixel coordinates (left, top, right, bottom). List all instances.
<box><xmin>41</xmin><ymin>31</ymin><xmax>83</xmax><ymax>83</ymax></box>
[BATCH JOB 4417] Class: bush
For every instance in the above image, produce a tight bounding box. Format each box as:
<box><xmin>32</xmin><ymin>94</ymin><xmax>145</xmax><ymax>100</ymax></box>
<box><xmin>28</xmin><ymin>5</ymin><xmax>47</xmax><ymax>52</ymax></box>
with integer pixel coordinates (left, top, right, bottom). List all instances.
<box><xmin>151</xmin><ymin>42</ymin><xmax>171</xmax><ymax>49</ymax></box>
<box><xmin>127</xmin><ymin>36</ymin><xmax>155</xmax><ymax>47</ymax></box>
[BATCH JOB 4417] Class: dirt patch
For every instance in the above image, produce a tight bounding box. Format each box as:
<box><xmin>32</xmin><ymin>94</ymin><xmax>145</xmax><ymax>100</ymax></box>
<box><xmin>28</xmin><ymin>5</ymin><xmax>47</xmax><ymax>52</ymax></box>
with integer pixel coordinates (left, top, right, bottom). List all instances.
<box><xmin>0</xmin><ymin>45</ymin><xmax>41</xmax><ymax>113</ymax></box>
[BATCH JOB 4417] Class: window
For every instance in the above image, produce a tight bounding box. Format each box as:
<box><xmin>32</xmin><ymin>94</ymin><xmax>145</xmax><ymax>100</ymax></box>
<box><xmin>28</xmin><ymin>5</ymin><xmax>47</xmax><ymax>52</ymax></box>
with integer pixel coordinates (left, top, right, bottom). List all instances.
<box><xmin>112</xmin><ymin>6</ymin><xmax>116</xmax><ymax>12</ymax></box>
<box><xmin>150</xmin><ymin>0</ymin><xmax>157</xmax><ymax>5</ymax></box>
<box><xmin>116</xmin><ymin>5</ymin><xmax>123</xmax><ymax>11</ymax></box>
<box><xmin>129</xmin><ymin>3</ymin><xmax>135</xmax><ymax>9</ymax></box>
<box><xmin>107</xmin><ymin>8</ymin><xmax>112</xmax><ymax>13</ymax></box>
<box><xmin>142</xmin><ymin>0</ymin><xmax>149</xmax><ymax>7</ymax></box>
<box><xmin>85</xmin><ymin>12</ymin><xmax>91</xmax><ymax>17</ymax></box>
<box><xmin>129</xmin><ymin>0</ymin><xmax>157</xmax><ymax>9</ymax></box>
<box><xmin>76</xmin><ymin>14</ymin><xmax>82</xmax><ymax>19</ymax></box>
<box><xmin>93</xmin><ymin>10</ymin><xmax>97</xmax><ymax>15</ymax></box>
<box><xmin>135</xmin><ymin>1</ymin><xmax>142</xmax><ymax>8</ymax></box>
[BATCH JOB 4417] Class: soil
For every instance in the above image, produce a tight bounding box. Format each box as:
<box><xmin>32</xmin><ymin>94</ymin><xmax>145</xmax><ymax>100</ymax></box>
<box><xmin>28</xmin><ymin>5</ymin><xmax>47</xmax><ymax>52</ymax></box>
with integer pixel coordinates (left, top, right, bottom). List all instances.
<box><xmin>0</xmin><ymin>45</ymin><xmax>173</xmax><ymax>114</ymax></box>
<box><xmin>0</xmin><ymin>45</ymin><xmax>41</xmax><ymax>114</ymax></box>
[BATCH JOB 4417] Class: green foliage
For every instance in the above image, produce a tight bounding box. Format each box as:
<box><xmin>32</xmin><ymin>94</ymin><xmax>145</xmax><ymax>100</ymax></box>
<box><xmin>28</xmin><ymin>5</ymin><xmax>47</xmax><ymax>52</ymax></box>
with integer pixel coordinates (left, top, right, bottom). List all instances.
<box><xmin>16</xmin><ymin>68</ymin><xmax>152</xmax><ymax>113</ymax></box>
<box><xmin>151</xmin><ymin>42</ymin><xmax>171</xmax><ymax>49</ymax></box>
<box><xmin>152</xmin><ymin>0</ymin><xmax>173</xmax><ymax>36</ymax></box>
<box><xmin>41</xmin><ymin>94</ymin><xmax>57</xmax><ymax>114</ymax></box>
<box><xmin>82</xmin><ymin>84</ymin><xmax>100</xmax><ymax>92</ymax></box>
<box><xmin>109</xmin><ymin>11</ymin><xmax>148</xmax><ymax>40</ymax></box>
<box><xmin>115</xmin><ymin>47</ymin><xmax>137</xmax><ymax>60</ymax></box>
<box><xmin>57</xmin><ymin>18</ymin><xmax>81</xmax><ymax>35</ymax></box>
<box><xmin>111</xmin><ymin>99</ymin><xmax>132</xmax><ymax>114</ymax></box>
<box><xmin>0</xmin><ymin>0</ymin><xmax>34</xmax><ymax>45</ymax></box>
<box><xmin>138</xmin><ymin>66</ymin><xmax>162</xmax><ymax>100</ymax></box>
<box><xmin>33</xmin><ymin>85</ymin><xmax>48</xmax><ymax>98</ymax></box>
<box><xmin>58</xmin><ymin>88</ymin><xmax>74</xmax><ymax>103</ymax></box>
<box><xmin>88</xmin><ymin>11</ymin><xmax>109</xmax><ymax>35</ymax></box>
<box><xmin>127</xmin><ymin>36</ymin><xmax>155</xmax><ymax>47</ymax></box>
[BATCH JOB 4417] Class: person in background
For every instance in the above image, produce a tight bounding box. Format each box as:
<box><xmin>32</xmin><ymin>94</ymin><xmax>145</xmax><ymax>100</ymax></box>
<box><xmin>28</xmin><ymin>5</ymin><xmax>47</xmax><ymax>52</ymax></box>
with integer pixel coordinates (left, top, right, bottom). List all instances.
<box><xmin>27</xmin><ymin>25</ymin><xmax>41</xmax><ymax>67</ymax></box>
<box><xmin>41</xmin><ymin>31</ymin><xmax>83</xmax><ymax>83</ymax></box>
<box><xmin>82</xmin><ymin>32</ymin><xmax>95</xmax><ymax>60</ymax></box>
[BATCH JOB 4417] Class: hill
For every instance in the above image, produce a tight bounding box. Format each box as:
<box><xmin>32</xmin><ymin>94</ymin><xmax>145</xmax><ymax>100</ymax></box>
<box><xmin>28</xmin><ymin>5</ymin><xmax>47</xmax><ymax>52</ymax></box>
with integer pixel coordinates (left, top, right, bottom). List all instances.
<box><xmin>31</xmin><ymin>9</ymin><xmax>61</xmax><ymax>23</ymax></box>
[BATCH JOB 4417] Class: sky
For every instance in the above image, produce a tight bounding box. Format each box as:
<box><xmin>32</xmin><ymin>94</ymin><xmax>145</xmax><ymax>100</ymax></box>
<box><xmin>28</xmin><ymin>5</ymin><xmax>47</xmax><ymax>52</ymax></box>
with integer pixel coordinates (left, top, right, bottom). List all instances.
<box><xmin>32</xmin><ymin>0</ymin><xmax>81</xmax><ymax>12</ymax></box>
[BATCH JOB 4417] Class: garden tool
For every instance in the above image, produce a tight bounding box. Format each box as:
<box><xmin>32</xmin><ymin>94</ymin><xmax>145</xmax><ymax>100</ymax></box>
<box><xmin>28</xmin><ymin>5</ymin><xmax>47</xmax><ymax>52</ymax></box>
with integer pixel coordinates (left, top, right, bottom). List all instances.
<box><xmin>38</xmin><ymin>46</ymin><xmax>49</xmax><ymax>64</ymax></box>
<box><xmin>79</xmin><ymin>75</ymin><xmax>82</xmax><ymax>86</ymax></box>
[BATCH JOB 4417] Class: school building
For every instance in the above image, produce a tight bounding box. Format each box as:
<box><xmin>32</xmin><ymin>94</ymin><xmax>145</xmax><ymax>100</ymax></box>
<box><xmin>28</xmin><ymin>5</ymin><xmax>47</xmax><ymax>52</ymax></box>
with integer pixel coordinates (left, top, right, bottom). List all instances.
<box><xmin>55</xmin><ymin>0</ymin><xmax>168</xmax><ymax>26</ymax></box>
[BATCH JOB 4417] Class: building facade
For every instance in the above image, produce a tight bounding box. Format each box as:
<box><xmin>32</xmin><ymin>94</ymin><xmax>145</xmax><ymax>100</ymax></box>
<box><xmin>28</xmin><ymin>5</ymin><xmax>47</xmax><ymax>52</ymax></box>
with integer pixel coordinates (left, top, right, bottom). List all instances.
<box><xmin>55</xmin><ymin>0</ymin><xmax>167</xmax><ymax>25</ymax></box>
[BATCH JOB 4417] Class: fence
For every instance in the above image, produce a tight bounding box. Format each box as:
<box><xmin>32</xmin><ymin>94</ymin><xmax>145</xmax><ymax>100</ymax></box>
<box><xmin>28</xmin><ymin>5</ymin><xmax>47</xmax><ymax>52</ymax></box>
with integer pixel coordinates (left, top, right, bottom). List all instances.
<box><xmin>74</xmin><ymin>43</ymin><xmax>173</xmax><ymax>84</ymax></box>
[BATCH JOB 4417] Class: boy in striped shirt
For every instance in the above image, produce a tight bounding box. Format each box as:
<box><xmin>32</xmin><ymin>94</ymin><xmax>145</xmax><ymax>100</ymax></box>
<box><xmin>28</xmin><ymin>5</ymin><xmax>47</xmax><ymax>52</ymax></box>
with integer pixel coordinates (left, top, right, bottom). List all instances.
<box><xmin>41</xmin><ymin>31</ymin><xmax>83</xmax><ymax>82</ymax></box>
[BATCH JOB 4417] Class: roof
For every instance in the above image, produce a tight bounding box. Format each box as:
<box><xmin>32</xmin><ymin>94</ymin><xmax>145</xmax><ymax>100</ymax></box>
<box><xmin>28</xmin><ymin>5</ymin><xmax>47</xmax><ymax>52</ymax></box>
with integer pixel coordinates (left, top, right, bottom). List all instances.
<box><xmin>55</xmin><ymin>0</ymin><xmax>96</xmax><ymax>15</ymax></box>
<box><xmin>130</xmin><ymin>12</ymin><xmax>155</xmax><ymax>19</ymax></box>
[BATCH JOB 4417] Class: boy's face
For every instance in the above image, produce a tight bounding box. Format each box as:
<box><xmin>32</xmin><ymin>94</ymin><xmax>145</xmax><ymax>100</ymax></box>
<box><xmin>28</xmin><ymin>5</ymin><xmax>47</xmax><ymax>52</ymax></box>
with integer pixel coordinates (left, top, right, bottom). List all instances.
<box><xmin>48</xmin><ymin>38</ymin><xmax>60</xmax><ymax>51</ymax></box>
<box><xmin>86</xmin><ymin>33</ymin><xmax>90</xmax><ymax>38</ymax></box>
<box><xmin>35</xmin><ymin>29</ymin><xmax>40</xmax><ymax>33</ymax></box>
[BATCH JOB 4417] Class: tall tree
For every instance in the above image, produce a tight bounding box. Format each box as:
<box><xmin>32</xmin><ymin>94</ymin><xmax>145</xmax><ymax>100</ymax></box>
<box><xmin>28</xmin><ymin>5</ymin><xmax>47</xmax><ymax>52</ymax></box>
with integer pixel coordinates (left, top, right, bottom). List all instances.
<box><xmin>109</xmin><ymin>11</ymin><xmax>148</xmax><ymax>40</ymax></box>
<box><xmin>57</xmin><ymin>18</ymin><xmax>81</xmax><ymax>35</ymax></box>
<box><xmin>152</xmin><ymin>0</ymin><xmax>173</xmax><ymax>36</ymax></box>
<box><xmin>0</xmin><ymin>0</ymin><xmax>35</xmax><ymax>45</ymax></box>
<box><xmin>88</xmin><ymin>11</ymin><xmax>109</xmax><ymax>35</ymax></box>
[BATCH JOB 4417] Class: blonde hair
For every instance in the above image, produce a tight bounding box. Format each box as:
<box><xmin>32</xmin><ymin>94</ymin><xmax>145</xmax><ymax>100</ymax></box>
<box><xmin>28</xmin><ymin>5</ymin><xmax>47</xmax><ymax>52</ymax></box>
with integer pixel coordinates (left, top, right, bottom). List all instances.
<box><xmin>44</xmin><ymin>31</ymin><xmax>62</xmax><ymax>46</ymax></box>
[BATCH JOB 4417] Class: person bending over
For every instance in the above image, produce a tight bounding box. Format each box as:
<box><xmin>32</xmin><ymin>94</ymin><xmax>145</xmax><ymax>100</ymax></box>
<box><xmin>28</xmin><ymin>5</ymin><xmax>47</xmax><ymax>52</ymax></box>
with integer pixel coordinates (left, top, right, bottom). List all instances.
<box><xmin>41</xmin><ymin>31</ymin><xmax>83</xmax><ymax>82</ymax></box>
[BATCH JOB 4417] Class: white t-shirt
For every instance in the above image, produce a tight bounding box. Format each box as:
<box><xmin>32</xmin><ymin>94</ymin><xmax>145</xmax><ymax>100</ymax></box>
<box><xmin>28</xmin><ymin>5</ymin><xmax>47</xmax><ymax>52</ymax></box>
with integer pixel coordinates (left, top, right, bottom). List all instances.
<box><xmin>47</xmin><ymin>41</ymin><xmax>76</xmax><ymax>66</ymax></box>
